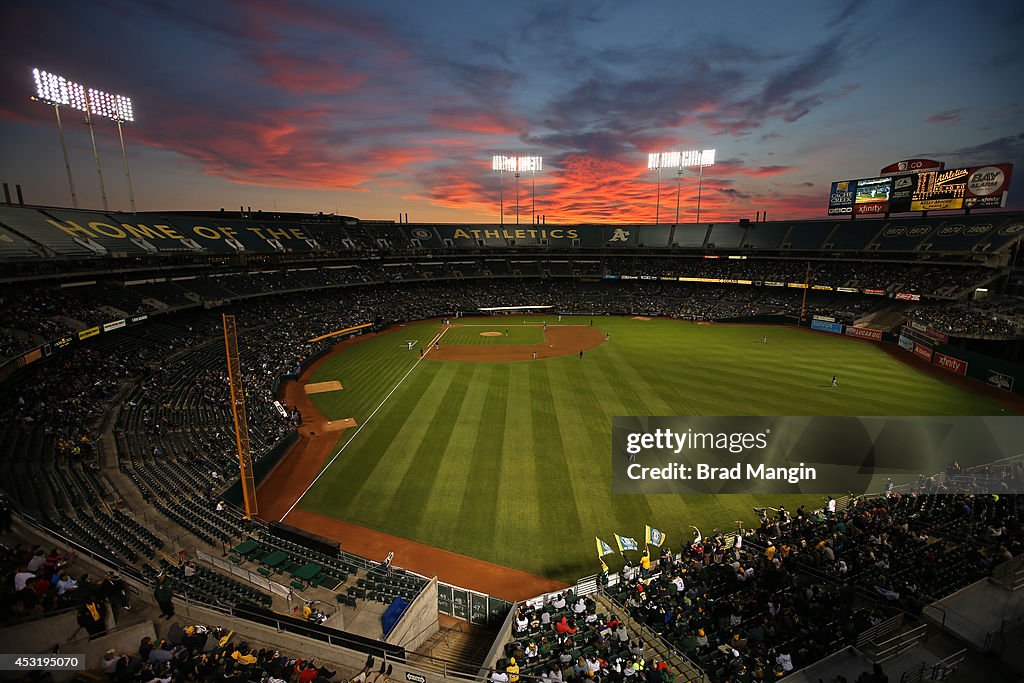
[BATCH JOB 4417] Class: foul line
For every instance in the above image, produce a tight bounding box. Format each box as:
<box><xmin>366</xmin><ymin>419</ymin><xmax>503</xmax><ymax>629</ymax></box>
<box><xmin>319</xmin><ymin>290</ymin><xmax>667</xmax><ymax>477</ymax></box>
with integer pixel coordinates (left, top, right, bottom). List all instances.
<box><xmin>281</xmin><ymin>325</ymin><xmax>449</xmax><ymax>520</ymax></box>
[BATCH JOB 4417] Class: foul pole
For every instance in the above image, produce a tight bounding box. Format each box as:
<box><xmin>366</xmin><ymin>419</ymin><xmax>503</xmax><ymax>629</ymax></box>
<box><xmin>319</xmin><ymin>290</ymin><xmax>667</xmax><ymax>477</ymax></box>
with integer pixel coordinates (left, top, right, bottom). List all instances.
<box><xmin>223</xmin><ymin>314</ymin><xmax>258</xmax><ymax>518</ymax></box>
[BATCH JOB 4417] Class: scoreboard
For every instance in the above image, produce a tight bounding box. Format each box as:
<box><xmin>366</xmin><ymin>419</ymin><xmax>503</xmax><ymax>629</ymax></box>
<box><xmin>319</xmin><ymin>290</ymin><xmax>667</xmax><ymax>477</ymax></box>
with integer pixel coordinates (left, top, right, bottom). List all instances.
<box><xmin>828</xmin><ymin>163</ymin><xmax>1013</xmax><ymax>215</ymax></box>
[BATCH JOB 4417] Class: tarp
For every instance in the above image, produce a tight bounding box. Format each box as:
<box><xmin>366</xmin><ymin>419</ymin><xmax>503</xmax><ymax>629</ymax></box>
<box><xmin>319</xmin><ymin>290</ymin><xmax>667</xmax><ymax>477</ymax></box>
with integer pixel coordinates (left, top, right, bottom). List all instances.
<box><xmin>382</xmin><ymin>597</ymin><xmax>408</xmax><ymax>636</ymax></box>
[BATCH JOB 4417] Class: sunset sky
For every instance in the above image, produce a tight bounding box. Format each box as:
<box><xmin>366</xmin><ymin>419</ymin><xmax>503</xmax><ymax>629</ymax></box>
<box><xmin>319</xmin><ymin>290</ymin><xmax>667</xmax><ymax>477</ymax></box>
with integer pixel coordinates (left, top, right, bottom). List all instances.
<box><xmin>0</xmin><ymin>0</ymin><xmax>1021</xmax><ymax>223</ymax></box>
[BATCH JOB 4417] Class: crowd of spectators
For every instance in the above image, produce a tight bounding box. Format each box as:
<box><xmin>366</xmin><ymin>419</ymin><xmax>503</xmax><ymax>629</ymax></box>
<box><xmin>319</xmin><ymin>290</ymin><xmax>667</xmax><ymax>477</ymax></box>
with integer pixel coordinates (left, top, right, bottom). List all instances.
<box><xmin>498</xmin><ymin>593</ymin><xmax>672</xmax><ymax>683</ymax></box>
<box><xmin>604</xmin><ymin>488</ymin><xmax>1021</xmax><ymax>681</ymax></box>
<box><xmin>99</xmin><ymin>619</ymin><xmax>345</xmax><ymax>683</ymax></box>
<box><xmin>0</xmin><ymin>539</ymin><xmax>135</xmax><ymax>630</ymax></box>
<box><xmin>0</xmin><ymin>256</ymin><xmax>1013</xmax><ymax>361</ymax></box>
<box><xmin>910</xmin><ymin>298</ymin><xmax>1023</xmax><ymax>337</ymax></box>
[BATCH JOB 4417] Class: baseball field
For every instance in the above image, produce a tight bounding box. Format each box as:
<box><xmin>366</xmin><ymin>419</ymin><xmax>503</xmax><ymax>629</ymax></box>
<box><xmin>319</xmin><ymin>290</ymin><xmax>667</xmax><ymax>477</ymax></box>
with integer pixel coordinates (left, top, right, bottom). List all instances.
<box><xmin>278</xmin><ymin>316</ymin><xmax>1013</xmax><ymax>586</ymax></box>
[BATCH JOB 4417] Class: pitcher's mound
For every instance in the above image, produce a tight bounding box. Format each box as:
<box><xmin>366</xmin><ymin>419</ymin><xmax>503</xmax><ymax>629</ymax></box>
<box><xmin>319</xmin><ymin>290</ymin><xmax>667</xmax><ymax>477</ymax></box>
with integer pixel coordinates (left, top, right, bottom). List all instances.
<box><xmin>480</xmin><ymin>332</ymin><xmax>502</xmax><ymax>337</ymax></box>
<box><xmin>305</xmin><ymin>381</ymin><xmax>343</xmax><ymax>394</ymax></box>
<box><xmin>323</xmin><ymin>418</ymin><xmax>357</xmax><ymax>432</ymax></box>
<box><xmin>631</xmin><ymin>316</ymin><xmax>652</xmax><ymax>321</ymax></box>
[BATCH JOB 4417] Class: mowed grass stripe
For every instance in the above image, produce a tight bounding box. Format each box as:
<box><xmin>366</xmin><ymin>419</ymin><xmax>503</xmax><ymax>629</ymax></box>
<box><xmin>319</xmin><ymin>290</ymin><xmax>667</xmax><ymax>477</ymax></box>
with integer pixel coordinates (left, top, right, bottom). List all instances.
<box><xmin>548</xmin><ymin>356</ymin><xmax>657</xmax><ymax>549</ymax></box>
<box><xmin>383</xmin><ymin>365</ymin><xmax>473</xmax><ymax>530</ymax></box>
<box><xmin>353</xmin><ymin>363</ymin><xmax>453</xmax><ymax>499</ymax></box>
<box><xmin>452</xmin><ymin>364</ymin><xmax>510</xmax><ymax>546</ymax></box>
<box><xmin>489</xmin><ymin>362</ymin><xmax>539</xmax><ymax>566</ymax></box>
<box><xmin>414</xmin><ymin>364</ymin><xmax>484</xmax><ymax>539</ymax></box>
<box><xmin>517</xmin><ymin>363</ymin><xmax>582</xmax><ymax>558</ymax></box>
<box><xmin>548</xmin><ymin>358</ymin><xmax>630</xmax><ymax>537</ymax></box>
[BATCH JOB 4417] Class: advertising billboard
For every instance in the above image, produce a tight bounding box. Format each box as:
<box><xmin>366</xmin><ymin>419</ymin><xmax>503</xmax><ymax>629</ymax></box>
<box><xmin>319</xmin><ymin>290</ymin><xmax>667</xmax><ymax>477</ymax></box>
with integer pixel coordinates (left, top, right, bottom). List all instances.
<box><xmin>913</xmin><ymin>343</ymin><xmax>934</xmax><ymax>362</ymax></box>
<box><xmin>811</xmin><ymin>319</ymin><xmax>844</xmax><ymax>334</ymax></box>
<box><xmin>827</xmin><ymin>163</ymin><xmax>1012</xmax><ymax>215</ymax></box>
<box><xmin>845</xmin><ymin>326</ymin><xmax>883</xmax><ymax>340</ymax></box>
<box><xmin>987</xmin><ymin>370</ymin><xmax>1015</xmax><ymax>392</ymax></box>
<box><xmin>880</xmin><ymin>159</ymin><xmax>944</xmax><ymax>176</ymax></box>
<box><xmin>828</xmin><ymin>180</ymin><xmax>855</xmax><ymax>215</ymax></box>
<box><xmin>933</xmin><ymin>352</ymin><xmax>968</xmax><ymax>375</ymax></box>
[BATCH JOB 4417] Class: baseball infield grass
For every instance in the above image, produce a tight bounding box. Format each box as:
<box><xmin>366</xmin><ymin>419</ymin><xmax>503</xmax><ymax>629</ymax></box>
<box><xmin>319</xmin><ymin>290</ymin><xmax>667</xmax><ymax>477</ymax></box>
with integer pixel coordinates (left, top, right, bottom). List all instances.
<box><xmin>297</xmin><ymin>316</ymin><xmax>1009</xmax><ymax>584</ymax></box>
<box><xmin>438</xmin><ymin>323</ymin><xmax>546</xmax><ymax>346</ymax></box>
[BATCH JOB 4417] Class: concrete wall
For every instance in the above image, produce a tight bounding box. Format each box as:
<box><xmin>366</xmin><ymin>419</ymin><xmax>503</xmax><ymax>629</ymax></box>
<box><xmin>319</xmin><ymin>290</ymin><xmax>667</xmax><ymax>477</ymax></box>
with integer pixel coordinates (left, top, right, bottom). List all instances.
<box><xmin>386</xmin><ymin>577</ymin><xmax>439</xmax><ymax>652</ymax></box>
<box><xmin>0</xmin><ymin>608</ymin><xmax>107</xmax><ymax>653</ymax></box>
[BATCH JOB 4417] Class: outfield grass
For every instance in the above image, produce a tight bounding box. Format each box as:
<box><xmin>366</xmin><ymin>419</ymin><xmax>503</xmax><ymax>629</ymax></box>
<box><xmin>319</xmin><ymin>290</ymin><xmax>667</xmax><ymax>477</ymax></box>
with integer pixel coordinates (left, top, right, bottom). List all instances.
<box><xmin>299</xmin><ymin>316</ymin><xmax>1009</xmax><ymax>583</ymax></box>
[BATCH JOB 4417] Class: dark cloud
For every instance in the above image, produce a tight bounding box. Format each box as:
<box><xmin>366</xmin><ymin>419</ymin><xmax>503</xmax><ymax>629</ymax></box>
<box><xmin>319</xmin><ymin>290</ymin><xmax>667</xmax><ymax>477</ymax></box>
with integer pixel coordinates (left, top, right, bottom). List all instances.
<box><xmin>927</xmin><ymin>109</ymin><xmax>963</xmax><ymax>125</ymax></box>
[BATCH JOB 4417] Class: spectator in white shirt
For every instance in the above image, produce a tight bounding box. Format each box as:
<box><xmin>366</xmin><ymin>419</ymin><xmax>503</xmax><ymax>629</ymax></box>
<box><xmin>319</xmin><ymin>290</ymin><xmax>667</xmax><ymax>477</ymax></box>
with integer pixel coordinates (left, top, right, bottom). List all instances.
<box><xmin>14</xmin><ymin>569</ymin><xmax>35</xmax><ymax>591</ymax></box>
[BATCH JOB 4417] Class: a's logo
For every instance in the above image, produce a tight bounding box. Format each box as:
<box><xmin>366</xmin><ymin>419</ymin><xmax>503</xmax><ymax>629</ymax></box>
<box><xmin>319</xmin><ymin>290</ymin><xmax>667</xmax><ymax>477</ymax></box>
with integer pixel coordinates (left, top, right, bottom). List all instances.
<box><xmin>410</xmin><ymin>228</ymin><xmax>432</xmax><ymax>239</ymax></box>
<box><xmin>608</xmin><ymin>228</ymin><xmax>631</xmax><ymax>242</ymax></box>
<box><xmin>884</xmin><ymin>227</ymin><xmax>906</xmax><ymax>236</ymax></box>
<box><xmin>965</xmin><ymin>224</ymin><xmax>992</xmax><ymax>235</ymax></box>
<box><xmin>938</xmin><ymin>225</ymin><xmax>963</xmax><ymax>236</ymax></box>
<box><xmin>908</xmin><ymin>226</ymin><xmax>931</xmax><ymax>236</ymax></box>
<box><xmin>406</xmin><ymin>674</ymin><xmax>427</xmax><ymax>683</ymax></box>
<box><xmin>967</xmin><ymin>166</ymin><xmax>1004</xmax><ymax>196</ymax></box>
<box><xmin>999</xmin><ymin>223</ymin><xmax>1024</xmax><ymax>236</ymax></box>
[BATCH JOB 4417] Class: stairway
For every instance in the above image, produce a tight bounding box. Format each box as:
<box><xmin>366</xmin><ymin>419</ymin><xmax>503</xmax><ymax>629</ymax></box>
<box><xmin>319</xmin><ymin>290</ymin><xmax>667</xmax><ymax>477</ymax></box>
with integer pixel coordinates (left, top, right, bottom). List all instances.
<box><xmin>411</xmin><ymin>618</ymin><xmax>496</xmax><ymax>678</ymax></box>
<box><xmin>595</xmin><ymin>592</ymin><xmax>708</xmax><ymax>683</ymax></box>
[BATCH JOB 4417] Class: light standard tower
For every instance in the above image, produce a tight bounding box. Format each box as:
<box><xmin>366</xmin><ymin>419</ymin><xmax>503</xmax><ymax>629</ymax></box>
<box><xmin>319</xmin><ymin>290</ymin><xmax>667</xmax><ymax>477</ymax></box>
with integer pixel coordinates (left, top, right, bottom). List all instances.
<box><xmin>492</xmin><ymin>156</ymin><xmax>543</xmax><ymax>227</ymax></box>
<box><xmin>647</xmin><ymin>151</ymin><xmax>681</xmax><ymax>224</ymax></box>
<box><xmin>674</xmin><ymin>166</ymin><xmax>683</xmax><ymax>225</ymax></box>
<box><xmin>31</xmin><ymin>69</ymin><xmax>136</xmax><ymax>211</ymax></box>
<box><xmin>693</xmin><ymin>149</ymin><xmax>715</xmax><ymax>223</ymax></box>
<box><xmin>492</xmin><ymin>155</ymin><xmax>509</xmax><ymax>226</ymax></box>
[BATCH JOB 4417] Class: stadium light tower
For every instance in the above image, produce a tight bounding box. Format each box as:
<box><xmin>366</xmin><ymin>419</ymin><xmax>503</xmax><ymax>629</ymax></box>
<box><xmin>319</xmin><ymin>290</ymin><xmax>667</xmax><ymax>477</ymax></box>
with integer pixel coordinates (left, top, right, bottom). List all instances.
<box><xmin>647</xmin><ymin>151</ymin><xmax>682</xmax><ymax>224</ymax></box>
<box><xmin>493</xmin><ymin>155</ymin><xmax>543</xmax><ymax>226</ymax></box>
<box><xmin>691</xmin><ymin>149</ymin><xmax>715</xmax><ymax>223</ymax></box>
<box><xmin>31</xmin><ymin>68</ymin><xmax>136</xmax><ymax>212</ymax></box>
<box><xmin>648</xmin><ymin>149</ymin><xmax>716</xmax><ymax>224</ymax></box>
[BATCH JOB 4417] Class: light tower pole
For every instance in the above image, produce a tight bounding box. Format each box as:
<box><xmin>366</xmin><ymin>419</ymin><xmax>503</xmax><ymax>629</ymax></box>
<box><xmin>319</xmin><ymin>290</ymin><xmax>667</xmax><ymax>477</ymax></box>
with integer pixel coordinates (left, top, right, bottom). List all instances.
<box><xmin>84</xmin><ymin>92</ymin><xmax>109</xmax><ymax>211</ymax></box>
<box><xmin>52</xmin><ymin>104</ymin><xmax>78</xmax><ymax>208</ymax></box>
<box><xmin>532</xmin><ymin>168</ymin><xmax>536</xmax><ymax>224</ymax></box>
<box><xmin>515</xmin><ymin>171</ymin><xmax>520</xmax><ymax>225</ymax></box>
<box><xmin>116</xmin><ymin>118</ymin><xmax>136</xmax><ymax>213</ymax></box>
<box><xmin>693</xmin><ymin>149</ymin><xmax>715</xmax><ymax>223</ymax></box>
<box><xmin>674</xmin><ymin>166</ymin><xmax>683</xmax><ymax>225</ymax></box>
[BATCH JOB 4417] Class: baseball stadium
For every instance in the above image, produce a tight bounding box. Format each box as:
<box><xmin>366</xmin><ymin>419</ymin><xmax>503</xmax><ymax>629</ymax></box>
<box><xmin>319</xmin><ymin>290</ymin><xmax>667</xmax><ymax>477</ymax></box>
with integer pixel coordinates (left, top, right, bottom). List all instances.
<box><xmin>2</xmin><ymin>3</ymin><xmax>1024</xmax><ymax>683</ymax></box>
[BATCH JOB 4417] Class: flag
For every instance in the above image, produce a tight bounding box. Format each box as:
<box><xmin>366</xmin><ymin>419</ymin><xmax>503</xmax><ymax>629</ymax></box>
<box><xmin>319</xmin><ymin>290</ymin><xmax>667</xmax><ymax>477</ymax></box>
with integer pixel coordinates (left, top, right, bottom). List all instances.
<box><xmin>596</xmin><ymin>537</ymin><xmax>614</xmax><ymax>557</ymax></box>
<box><xmin>645</xmin><ymin>525</ymin><xmax>666</xmax><ymax>547</ymax></box>
<box><xmin>615</xmin><ymin>534</ymin><xmax>639</xmax><ymax>553</ymax></box>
